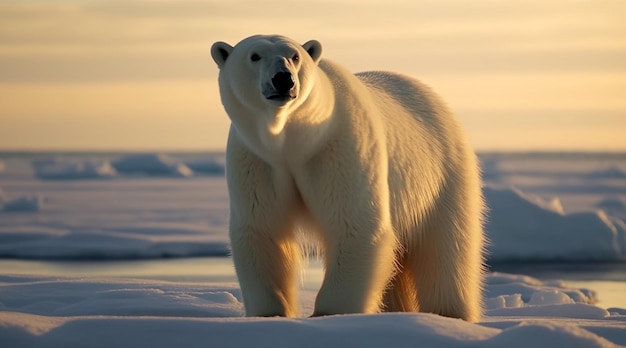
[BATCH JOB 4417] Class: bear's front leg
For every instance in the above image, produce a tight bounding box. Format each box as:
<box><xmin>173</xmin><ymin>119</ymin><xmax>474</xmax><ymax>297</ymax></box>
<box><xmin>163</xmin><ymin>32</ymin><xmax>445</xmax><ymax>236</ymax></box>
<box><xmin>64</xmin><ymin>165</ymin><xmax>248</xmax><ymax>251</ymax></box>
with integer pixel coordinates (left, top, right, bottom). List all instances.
<box><xmin>298</xmin><ymin>144</ymin><xmax>398</xmax><ymax>316</ymax></box>
<box><xmin>229</xmin><ymin>224</ymin><xmax>301</xmax><ymax>317</ymax></box>
<box><xmin>311</xmin><ymin>221</ymin><xmax>397</xmax><ymax>316</ymax></box>
<box><xmin>227</xmin><ymin>141</ymin><xmax>301</xmax><ymax>317</ymax></box>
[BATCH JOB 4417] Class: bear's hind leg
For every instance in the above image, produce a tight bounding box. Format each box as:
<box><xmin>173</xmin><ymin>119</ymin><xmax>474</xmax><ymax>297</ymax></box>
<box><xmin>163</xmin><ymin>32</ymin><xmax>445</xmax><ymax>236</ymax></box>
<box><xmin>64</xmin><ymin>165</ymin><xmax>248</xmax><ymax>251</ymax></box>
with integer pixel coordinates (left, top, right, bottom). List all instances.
<box><xmin>410</xmin><ymin>213</ymin><xmax>484</xmax><ymax>322</ymax></box>
<box><xmin>382</xmin><ymin>254</ymin><xmax>419</xmax><ymax>312</ymax></box>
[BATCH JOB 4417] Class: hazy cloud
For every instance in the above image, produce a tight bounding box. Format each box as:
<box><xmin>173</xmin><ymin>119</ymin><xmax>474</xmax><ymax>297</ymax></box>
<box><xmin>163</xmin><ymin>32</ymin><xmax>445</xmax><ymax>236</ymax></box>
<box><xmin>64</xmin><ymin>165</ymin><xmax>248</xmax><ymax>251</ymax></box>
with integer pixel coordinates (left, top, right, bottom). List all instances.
<box><xmin>0</xmin><ymin>0</ymin><xmax>624</xmax><ymax>82</ymax></box>
<box><xmin>0</xmin><ymin>0</ymin><xmax>624</xmax><ymax>150</ymax></box>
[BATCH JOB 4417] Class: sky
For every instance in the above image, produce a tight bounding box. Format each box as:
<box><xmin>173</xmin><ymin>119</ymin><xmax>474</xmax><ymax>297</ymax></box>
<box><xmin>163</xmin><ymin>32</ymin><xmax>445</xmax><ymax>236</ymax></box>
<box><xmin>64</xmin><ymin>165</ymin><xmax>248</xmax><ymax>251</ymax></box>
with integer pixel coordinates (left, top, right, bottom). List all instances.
<box><xmin>0</xmin><ymin>0</ymin><xmax>624</xmax><ymax>152</ymax></box>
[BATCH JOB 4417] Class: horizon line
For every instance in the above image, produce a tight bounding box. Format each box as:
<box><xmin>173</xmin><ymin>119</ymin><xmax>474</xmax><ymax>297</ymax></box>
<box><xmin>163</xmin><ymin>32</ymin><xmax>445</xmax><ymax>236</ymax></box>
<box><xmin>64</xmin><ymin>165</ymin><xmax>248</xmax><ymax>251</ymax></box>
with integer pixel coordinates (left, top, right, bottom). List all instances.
<box><xmin>1</xmin><ymin>148</ymin><xmax>626</xmax><ymax>155</ymax></box>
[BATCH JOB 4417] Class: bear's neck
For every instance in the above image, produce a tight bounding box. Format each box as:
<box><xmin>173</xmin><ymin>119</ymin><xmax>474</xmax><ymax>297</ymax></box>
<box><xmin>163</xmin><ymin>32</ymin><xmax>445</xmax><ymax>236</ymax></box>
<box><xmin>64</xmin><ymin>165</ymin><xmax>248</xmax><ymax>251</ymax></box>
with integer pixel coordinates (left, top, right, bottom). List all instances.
<box><xmin>250</xmin><ymin>72</ymin><xmax>336</xmax><ymax>167</ymax></box>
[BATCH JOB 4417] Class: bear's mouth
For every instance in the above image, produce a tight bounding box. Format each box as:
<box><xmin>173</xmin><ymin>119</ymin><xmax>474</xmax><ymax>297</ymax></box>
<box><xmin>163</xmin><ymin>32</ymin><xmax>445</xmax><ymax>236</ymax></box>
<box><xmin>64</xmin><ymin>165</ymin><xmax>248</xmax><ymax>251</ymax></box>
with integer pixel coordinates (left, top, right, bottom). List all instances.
<box><xmin>266</xmin><ymin>93</ymin><xmax>296</xmax><ymax>102</ymax></box>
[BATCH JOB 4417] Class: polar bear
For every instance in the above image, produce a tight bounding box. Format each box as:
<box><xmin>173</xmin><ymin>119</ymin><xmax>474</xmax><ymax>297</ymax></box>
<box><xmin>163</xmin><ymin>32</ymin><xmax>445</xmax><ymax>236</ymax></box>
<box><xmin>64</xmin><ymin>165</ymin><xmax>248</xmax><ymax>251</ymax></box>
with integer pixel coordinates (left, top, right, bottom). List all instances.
<box><xmin>211</xmin><ymin>35</ymin><xmax>485</xmax><ymax>322</ymax></box>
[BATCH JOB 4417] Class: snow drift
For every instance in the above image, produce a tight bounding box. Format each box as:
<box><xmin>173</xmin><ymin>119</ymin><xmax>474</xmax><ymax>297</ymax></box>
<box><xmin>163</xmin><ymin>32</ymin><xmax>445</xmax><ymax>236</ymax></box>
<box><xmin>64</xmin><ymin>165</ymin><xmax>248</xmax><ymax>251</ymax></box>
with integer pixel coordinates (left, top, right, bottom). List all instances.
<box><xmin>2</xmin><ymin>195</ymin><xmax>46</xmax><ymax>212</ymax></box>
<box><xmin>0</xmin><ymin>225</ymin><xmax>230</xmax><ymax>259</ymax></box>
<box><xmin>2</xmin><ymin>183</ymin><xmax>625</xmax><ymax>261</ymax></box>
<box><xmin>31</xmin><ymin>154</ymin><xmax>226</xmax><ymax>179</ymax></box>
<box><xmin>586</xmin><ymin>166</ymin><xmax>626</xmax><ymax>179</ymax></box>
<box><xmin>1</xmin><ymin>152</ymin><xmax>624</xmax><ymax>261</ymax></box>
<box><xmin>0</xmin><ymin>273</ymin><xmax>624</xmax><ymax>348</ymax></box>
<box><xmin>34</xmin><ymin>159</ymin><xmax>117</xmax><ymax>180</ymax></box>
<box><xmin>595</xmin><ymin>197</ymin><xmax>626</xmax><ymax>219</ymax></box>
<box><xmin>111</xmin><ymin>153</ymin><xmax>193</xmax><ymax>178</ymax></box>
<box><xmin>185</xmin><ymin>158</ymin><xmax>226</xmax><ymax>175</ymax></box>
<box><xmin>485</xmin><ymin>186</ymin><xmax>626</xmax><ymax>261</ymax></box>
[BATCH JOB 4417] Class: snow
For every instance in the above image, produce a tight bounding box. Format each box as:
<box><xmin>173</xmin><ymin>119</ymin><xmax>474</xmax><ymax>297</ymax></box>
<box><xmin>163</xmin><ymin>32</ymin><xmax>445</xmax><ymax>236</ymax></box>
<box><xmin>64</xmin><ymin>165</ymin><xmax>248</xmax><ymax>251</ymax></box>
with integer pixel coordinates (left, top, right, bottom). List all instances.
<box><xmin>485</xmin><ymin>273</ymin><xmax>596</xmax><ymax>306</ymax></box>
<box><xmin>2</xmin><ymin>194</ymin><xmax>46</xmax><ymax>212</ymax></box>
<box><xmin>2</xmin><ymin>151</ymin><xmax>626</xmax><ymax>346</ymax></box>
<box><xmin>596</xmin><ymin>197</ymin><xmax>626</xmax><ymax>220</ymax></box>
<box><xmin>0</xmin><ymin>223</ymin><xmax>229</xmax><ymax>259</ymax></box>
<box><xmin>111</xmin><ymin>153</ymin><xmax>194</xmax><ymax>178</ymax></box>
<box><xmin>597</xmin><ymin>197</ymin><xmax>626</xmax><ymax>210</ymax></box>
<box><xmin>0</xmin><ymin>152</ymin><xmax>624</xmax><ymax>261</ymax></box>
<box><xmin>34</xmin><ymin>159</ymin><xmax>117</xmax><ymax>180</ymax></box>
<box><xmin>586</xmin><ymin>166</ymin><xmax>626</xmax><ymax>179</ymax></box>
<box><xmin>31</xmin><ymin>154</ymin><xmax>226</xmax><ymax>179</ymax></box>
<box><xmin>0</xmin><ymin>170</ymin><xmax>231</xmax><ymax>259</ymax></box>
<box><xmin>0</xmin><ymin>273</ymin><xmax>624</xmax><ymax>348</ymax></box>
<box><xmin>185</xmin><ymin>158</ymin><xmax>226</xmax><ymax>175</ymax></box>
<box><xmin>485</xmin><ymin>186</ymin><xmax>626</xmax><ymax>261</ymax></box>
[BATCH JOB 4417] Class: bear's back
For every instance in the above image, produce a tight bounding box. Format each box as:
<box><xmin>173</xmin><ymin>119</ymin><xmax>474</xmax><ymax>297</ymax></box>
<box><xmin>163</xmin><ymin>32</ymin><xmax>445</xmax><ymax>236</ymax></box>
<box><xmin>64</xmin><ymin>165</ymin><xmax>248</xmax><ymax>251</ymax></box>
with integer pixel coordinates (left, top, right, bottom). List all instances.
<box><xmin>354</xmin><ymin>70</ymin><xmax>473</xmax><ymax>238</ymax></box>
<box><xmin>355</xmin><ymin>71</ymin><xmax>452</xmax><ymax>131</ymax></box>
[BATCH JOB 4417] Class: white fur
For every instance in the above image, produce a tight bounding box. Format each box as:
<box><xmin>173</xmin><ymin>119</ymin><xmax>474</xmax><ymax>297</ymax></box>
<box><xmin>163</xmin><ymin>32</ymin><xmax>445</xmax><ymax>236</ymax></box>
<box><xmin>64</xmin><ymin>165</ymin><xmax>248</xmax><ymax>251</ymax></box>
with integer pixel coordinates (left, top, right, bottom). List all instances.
<box><xmin>211</xmin><ymin>35</ymin><xmax>485</xmax><ymax>322</ymax></box>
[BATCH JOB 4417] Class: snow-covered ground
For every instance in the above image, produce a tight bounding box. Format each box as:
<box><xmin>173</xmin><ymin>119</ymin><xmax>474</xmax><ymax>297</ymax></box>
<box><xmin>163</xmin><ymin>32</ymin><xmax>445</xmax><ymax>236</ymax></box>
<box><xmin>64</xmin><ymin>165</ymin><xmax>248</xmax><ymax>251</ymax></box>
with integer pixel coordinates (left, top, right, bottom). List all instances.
<box><xmin>1</xmin><ymin>151</ymin><xmax>626</xmax><ymax>347</ymax></box>
<box><xmin>0</xmin><ymin>153</ymin><xmax>229</xmax><ymax>259</ymax></box>
<box><xmin>0</xmin><ymin>152</ymin><xmax>625</xmax><ymax>261</ymax></box>
<box><xmin>0</xmin><ymin>272</ymin><xmax>625</xmax><ymax>347</ymax></box>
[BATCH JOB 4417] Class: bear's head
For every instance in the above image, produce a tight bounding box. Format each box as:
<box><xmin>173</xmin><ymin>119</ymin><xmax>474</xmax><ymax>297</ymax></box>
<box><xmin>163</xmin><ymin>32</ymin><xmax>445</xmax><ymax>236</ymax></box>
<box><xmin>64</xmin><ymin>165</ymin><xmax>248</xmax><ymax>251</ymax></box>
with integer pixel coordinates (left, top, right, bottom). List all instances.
<box><xmin>211</xmin><ymin>35</ymin><xmax>323</xmax><ymax>135</ymax></box>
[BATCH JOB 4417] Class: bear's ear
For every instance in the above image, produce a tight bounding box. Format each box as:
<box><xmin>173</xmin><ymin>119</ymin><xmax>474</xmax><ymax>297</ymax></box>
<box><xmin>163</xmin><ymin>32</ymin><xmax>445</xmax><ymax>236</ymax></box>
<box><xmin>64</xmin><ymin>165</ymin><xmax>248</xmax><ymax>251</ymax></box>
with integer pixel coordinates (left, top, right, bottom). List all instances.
<box><xmin>302</xmin><ymin>40</ymin><xmax>322</xmax><ymax>64</ymax></box>
<box><xmin>211</xmin><ymin>41</ymin><xmax>233</xmax><ymax>68</ymax></box>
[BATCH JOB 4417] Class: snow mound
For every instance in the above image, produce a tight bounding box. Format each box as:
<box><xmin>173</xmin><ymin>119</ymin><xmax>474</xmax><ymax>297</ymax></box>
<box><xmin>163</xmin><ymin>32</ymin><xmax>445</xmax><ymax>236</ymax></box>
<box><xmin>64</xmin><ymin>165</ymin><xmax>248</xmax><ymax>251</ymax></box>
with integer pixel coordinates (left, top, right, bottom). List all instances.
<box><xmin>31</xmin><ymin>154</ymin><xmax>202</xmax><ymax>179</ymax></box>
<box><xmin>184</xmin><ymin>158</ymin><xmax>225</xmax><ymax>176</ymax></box>
<box><xmin>480</xmin><ymin>156</ymin><xmax>502</xmax><ymax>181</ymax></box>
<box><xmin>586</xmin><ymin>166</ymin><xmax>626</xmax><ymax>179</ymax></box>
<box><xmin>0</xmin><ymin>272</ymin><xmax>603</xmax><ymax>317</ymax></box>
<box><xmin>34</xmin><ymin>159</ymin><xmax>117</xmax><ymax>180</ymax></box>
<box><xmin>0</xmin><ymin>274</ymin><xmax>624</xmax><ymax>348</ymax></box>
<box><xmin>486</xmin><ymin>276</ymin><xmax>608</xmax><ymax>320</ymax></box>
<box><xmin>0</xmin><ymin>312</ymin><xmax>620</xmax><ymax>348</ymax></box>
<box><xmin>0</xmin><ymin>225</ymin><xmax>230</xmax><ymax>259</ymax></box>
<box><xmin>112</xmin><ymin>154</ymin><xmax>193</xmax><ymax>178</ymax></box>
<box><xmin>484</xmin><ymin>186</ymin><xmax>626</xmax><ymax>261</ymax></box>
<box><xmin>0</xmin><ymin>276</ymin><xmax>244</xmax><ymax>318</ymax></box>
<box><xmin>595</xmin><ymin>197</ymin><xmax>625</xmax><ymax>211</ymax></box>
<box><xmin>2</xmin><ymin>195</ymin><xmax>46</xmax><ymax>212</ymax></box>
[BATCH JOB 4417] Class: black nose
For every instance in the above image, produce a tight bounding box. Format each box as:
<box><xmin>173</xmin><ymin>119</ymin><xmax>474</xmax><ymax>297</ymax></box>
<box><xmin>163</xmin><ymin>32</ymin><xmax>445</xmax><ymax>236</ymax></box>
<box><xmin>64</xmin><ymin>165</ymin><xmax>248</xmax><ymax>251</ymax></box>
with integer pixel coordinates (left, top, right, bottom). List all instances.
<box><xmin>272</xmin><ymin>72</ymin><xmax>295</xmax><ymax>93</ymax></box>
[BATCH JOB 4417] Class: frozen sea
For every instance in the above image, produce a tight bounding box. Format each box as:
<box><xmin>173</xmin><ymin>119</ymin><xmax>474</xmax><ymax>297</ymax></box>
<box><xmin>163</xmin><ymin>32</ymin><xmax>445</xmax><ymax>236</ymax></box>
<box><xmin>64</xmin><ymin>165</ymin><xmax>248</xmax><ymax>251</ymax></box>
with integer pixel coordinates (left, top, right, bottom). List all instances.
<box><xmin>1</xmin><ymin>151</ymin><xmax>626</xmax><ymax>347</ymax></box>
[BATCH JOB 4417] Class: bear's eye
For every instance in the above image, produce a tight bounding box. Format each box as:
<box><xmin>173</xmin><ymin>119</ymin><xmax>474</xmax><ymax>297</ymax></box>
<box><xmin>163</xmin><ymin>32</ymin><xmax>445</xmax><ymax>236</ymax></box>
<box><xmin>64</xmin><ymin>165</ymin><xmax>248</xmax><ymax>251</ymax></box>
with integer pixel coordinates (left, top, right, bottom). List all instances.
<box><xmin>250</xmin><ymin>53</ymin><xmax>261</xmax><ymax>62</ymax></box>
<box><xmin>292</xmin><ymin>54</ymin><xmax>299</xmax><ymax>61</ymax></box>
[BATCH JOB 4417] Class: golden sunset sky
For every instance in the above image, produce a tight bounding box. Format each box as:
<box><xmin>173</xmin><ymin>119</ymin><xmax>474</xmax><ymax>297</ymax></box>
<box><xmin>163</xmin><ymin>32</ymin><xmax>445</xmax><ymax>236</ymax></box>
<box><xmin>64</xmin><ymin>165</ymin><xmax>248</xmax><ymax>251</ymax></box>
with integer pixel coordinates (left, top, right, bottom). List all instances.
<box><xmin>0</xmin><ymin>0</ymin><xmax>624</xmax><ymax>151</ymax></box>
